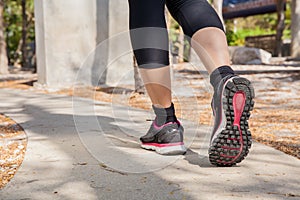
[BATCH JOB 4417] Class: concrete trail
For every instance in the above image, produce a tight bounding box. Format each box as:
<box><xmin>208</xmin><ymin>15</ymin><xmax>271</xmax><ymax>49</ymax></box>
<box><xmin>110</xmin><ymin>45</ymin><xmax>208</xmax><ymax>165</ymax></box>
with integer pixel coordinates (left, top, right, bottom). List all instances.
<box><xmin>0</xmin><ymin>89</ymin><xmax>299</xmax><ymax>200</ymax></box>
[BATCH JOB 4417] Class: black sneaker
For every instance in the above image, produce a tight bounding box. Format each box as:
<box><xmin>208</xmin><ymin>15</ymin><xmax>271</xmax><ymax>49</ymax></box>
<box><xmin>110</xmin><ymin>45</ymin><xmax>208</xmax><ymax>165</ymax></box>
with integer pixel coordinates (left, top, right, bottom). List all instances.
<box><xmin>209</xmin><ymin>76</ymin><xmax>255</xmax><ymax>166</ymax></box>
<box><xmin>140</xmin><ymin>120</ymin><xmax>186</xmax><ymax>155</ymax></box>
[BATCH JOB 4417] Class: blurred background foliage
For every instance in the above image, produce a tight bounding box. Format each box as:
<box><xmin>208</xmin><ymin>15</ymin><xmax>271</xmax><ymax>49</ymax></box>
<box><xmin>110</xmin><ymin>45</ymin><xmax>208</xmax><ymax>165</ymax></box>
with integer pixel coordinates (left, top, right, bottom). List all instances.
<box><xmin>225</xmin><ymin>2</ymin><xmax>291</xmax><ymax>46</ymax></box>
<box><xmin>1</xmin><ymin>0</ymin><xmax>294</xmax><ymax>68</ymax></box>
<box><xmin>4</xmin><ymin>0</ymin><xmax>35</xmax><ymax>67</ymax></box>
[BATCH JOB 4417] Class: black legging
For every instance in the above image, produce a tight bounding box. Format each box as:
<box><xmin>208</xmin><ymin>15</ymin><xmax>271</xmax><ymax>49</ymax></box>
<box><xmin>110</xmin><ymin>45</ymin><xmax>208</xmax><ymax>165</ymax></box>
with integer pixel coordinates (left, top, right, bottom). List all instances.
<box><xmin>128</xmin><ymin>0</ymin><xmax>224</xmax><ymax>69</ymax></box>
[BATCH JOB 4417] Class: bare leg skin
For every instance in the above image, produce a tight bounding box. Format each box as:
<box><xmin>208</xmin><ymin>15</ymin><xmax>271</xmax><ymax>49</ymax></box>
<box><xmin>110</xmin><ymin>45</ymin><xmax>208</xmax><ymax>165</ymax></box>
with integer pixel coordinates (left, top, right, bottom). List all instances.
<box><xmin>191</xmin><ymin>27</ymin><xmax>231</xmax><ymax>74</ymax></box>
<box><xmin>139</xmin><ymin>66</ymin><xmax>172</xmax><ymax>108</ymax></box>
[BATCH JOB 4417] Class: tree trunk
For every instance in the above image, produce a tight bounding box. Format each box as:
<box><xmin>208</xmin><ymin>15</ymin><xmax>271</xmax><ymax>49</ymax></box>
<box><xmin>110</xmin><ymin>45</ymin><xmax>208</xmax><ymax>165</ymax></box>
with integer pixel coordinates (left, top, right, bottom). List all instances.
<box><xmin>21</xmin><ymin>0</ymin><xmax>29</xmax><ymax>68</ymax></box>
<box><xmin>133</xmin><ymin>56</ymin><xmax>145</xmax><ymax>94</ymax></box>
<box><xmin>0</xmin><ymin>0</ymin><xmax>8</xmax><ymax>74</ymax></box>
<box><xmin>291</xmin><ymin>0</ymin><xmax>300</xmax><ymax>58</ymax></box>
<box><xmin>274</xmin><ymin>0</ymin><xmax>285</xmax><ymax>57</ymax></box>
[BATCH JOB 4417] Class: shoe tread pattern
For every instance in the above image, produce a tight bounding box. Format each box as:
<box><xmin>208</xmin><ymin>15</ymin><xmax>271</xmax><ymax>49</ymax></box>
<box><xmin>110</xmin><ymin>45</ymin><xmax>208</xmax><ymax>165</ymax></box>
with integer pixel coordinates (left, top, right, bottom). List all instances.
<box><xmin>209</xmin><ymin>77</ymin><xmax>255</xmax><ymax>167</ymax></box>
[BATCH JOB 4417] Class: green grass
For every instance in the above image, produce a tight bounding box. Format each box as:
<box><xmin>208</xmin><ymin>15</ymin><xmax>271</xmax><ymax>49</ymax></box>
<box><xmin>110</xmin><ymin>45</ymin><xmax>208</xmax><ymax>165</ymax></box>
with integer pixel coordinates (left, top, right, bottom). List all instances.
<box><xmin>226</xmin><ymin>27</ymin><xmax>276</xmax><ymax>46</ymax></box>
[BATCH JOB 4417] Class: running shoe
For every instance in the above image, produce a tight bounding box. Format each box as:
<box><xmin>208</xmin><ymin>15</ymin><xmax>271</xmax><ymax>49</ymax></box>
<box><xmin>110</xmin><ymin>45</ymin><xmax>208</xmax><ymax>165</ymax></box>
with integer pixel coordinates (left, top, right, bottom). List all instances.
<box><xmin>209</xmin><ymin>76</ymin><xmax>255</xmax><ymax>166</ymax></box>
<box><xmin>140</xmin><ymin>120</ymin><xmax>186</xmax><ymax>155</ymax></box>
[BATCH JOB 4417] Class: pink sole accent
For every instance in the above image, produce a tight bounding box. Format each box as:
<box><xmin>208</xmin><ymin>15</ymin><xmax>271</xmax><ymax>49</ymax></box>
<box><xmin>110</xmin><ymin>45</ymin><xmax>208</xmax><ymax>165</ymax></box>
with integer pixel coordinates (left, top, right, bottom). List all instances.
<box><xmin>220</xmin><ymin>154</ymin><xmax>236</xmax><ymax>158</ymax></box>
<box><xmin>142</xmin><ymin>142</ymin><xmax>184</xmax><ymax>148</ymax></box>
<box><xmin>233</xmin><ymin>92</ymin><xmax>246</xmax><ymax>126</ymax></box>
<box><xmin>153</xmin><ymin>121</ymin><xmax>176</xmax><ymax>130</ymax></box>
<box><xmin>221</xmin><ymin>146</ymin><xmax>240</xmax><ymax>150</ymax></box>
<box><xmin>228</xmin><ymin>138</ymin><xmax>239</xmax><ymax>141</ymax></box>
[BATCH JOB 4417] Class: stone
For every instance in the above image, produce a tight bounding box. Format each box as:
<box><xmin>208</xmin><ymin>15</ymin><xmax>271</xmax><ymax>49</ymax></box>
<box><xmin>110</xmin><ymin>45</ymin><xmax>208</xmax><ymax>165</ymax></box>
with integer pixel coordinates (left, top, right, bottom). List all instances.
<box><xmin>230</xmin><ymin>46</ymin><xmax>272</xmax><ymax>65</ymax></box>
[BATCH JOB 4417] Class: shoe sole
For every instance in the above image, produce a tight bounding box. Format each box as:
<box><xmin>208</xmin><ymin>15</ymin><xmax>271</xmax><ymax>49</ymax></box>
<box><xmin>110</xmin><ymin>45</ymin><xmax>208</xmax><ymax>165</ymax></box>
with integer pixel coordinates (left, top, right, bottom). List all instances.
<box><xmin>209</xmin><ymin>77</ymin><xmax>255</xmax><ymax>167</ymax></box>
<box><xmin>141</xmin><ymin>142</ymin><xmax>187</xmax><ymax>155</ymax></box>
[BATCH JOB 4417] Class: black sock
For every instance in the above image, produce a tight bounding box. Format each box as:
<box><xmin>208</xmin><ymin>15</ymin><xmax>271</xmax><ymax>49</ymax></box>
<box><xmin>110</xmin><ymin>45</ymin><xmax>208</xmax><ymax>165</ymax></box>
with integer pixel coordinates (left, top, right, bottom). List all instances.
<box><xmin>153</xmin><ymin>103</ymin><xmax>177</xmax><ymax>126</ymax></box>
<box><xmin>210</xmin><ymin>65</ymin><xmax>235</xmax><ymax>91</ymax></box>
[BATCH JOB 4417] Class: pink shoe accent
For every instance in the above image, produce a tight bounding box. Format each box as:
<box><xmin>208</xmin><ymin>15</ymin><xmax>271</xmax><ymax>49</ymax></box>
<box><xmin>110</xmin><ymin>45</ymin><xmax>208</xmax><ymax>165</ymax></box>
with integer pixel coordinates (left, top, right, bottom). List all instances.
<box><xmin>233</xmin><ymin>92</ymin><xmax>246</xmax><ymax>126</ymax></box>
<box><xmin>220</xmin><ymin>154</ymin><xmax>237</xmax><ymax>158</ymax></box>
<box><xmin>152</xmin><ymin>120</ymin><xmax>181</xmax><ymax>130</ymax></box>
<box><xmin>221</xmin><ymin>146</ymin><xmax>240</xmax><ymax>150</ymax></box>
<box><xmin>142</xmin><ymin>142</ymin><xmax>184</xmax><ymax>147</ymax></box>
<box><xmin>227</xmin><ymin>138</ymin><xmax>239</xmax><ymax>141</ymax></box>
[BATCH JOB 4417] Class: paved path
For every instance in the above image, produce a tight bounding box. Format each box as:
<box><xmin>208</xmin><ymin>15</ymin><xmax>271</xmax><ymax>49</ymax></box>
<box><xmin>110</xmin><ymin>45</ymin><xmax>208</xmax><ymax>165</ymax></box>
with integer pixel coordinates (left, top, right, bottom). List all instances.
<box><xmin>0</xmin><ymin>89</ymin><xmax>299</xmax><ymax>200</ymax></box>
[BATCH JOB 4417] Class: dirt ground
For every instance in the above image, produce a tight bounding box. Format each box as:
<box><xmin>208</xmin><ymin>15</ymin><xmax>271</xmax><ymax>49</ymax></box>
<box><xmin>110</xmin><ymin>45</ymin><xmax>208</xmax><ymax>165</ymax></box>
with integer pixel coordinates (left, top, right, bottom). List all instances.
<box><xmin>1</xmin><ymin>63</ymin><xmax>300</xmax><ymax>188</ymax></box>
<box><xmin>0</xmin><ymin>114</ymin><xmax>27</xmax><ymax>188</ymax></box>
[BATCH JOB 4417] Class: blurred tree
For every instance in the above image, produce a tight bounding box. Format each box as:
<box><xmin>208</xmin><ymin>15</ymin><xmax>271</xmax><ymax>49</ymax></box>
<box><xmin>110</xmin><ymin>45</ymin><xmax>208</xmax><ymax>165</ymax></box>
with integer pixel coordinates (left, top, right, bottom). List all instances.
<box><xmin>275</xmin><ymin>0</ymin><xmax>285</xmax><ymax>56</ymax></box>
<box><xmin>4</xmin><ymin>0</ymin><xmax>35</xmax><ymax>68</ymax></box>
<box><xmin>21</xmin><ymin>0</ymin><xmax>29</xmax><ymax>68</ymax></box>
<box><xmin>291</xmin><ymin>0</ymin><xmax>300</xmax><ymax>58</ymax></box>
<box><xmin>0</xmin><ymin>0</ymin><xmax>8</xmax><ymax>74</ymax></box>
